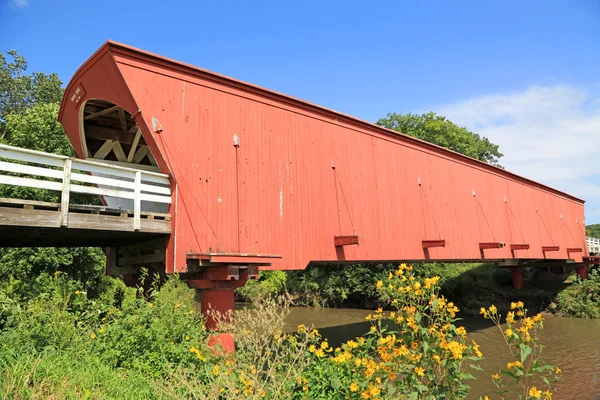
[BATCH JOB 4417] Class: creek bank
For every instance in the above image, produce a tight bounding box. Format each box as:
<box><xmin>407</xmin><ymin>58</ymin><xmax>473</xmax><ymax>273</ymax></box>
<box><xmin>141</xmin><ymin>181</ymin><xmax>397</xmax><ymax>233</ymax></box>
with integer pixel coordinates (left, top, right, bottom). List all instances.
<box><xmin>236</xmin><ymin>263</ymin><xmax>599</xmax><ymax>317</ymax></box>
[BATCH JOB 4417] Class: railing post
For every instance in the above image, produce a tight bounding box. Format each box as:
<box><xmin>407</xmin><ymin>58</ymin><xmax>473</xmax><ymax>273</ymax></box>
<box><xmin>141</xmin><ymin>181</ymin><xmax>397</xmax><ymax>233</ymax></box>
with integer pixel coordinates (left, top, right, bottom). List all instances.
<box><xmin>60</xmin><ymin>159</ymin><xmax>72</xmax><ymax>227</ymax></box>
<box><xmin>134</xmin><ymin>170</ymin><xmax>141</xmax><ymax>231</ymax></box>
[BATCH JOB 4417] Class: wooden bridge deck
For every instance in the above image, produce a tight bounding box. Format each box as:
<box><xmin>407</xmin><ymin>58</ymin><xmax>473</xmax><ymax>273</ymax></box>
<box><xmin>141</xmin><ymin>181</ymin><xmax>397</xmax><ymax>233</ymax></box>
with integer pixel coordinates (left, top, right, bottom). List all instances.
<box><xmin>0</xmin><ymin>198</ymin><xmax>170</xmax><ymax>247</ymax></box>
<box><xmin>0</xmin><ymin>143</ymin><xmax>173</xmax><ymax>247</ymax></box>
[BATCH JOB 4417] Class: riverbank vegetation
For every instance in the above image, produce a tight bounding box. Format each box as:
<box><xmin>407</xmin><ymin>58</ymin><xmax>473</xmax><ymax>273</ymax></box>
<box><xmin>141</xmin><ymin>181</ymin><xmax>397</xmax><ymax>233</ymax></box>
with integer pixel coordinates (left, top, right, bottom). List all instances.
<box><xmin>238</xmin><ymin>262</ymin><xmax>595</xmax><ymax>318</ymax></box>
<box><xmin>0</xmin><ymin>265</ymin><xmax>560</xmax><ymax>399</ymax></box>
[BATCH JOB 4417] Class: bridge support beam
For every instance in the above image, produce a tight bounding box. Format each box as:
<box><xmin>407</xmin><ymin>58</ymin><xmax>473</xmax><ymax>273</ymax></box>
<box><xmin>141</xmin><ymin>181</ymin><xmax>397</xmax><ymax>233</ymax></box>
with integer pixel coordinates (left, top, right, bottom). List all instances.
<box><xmin>511</xmin><ymin>268</ymin><xmax>524</xmax><ymax>289</ymax></box>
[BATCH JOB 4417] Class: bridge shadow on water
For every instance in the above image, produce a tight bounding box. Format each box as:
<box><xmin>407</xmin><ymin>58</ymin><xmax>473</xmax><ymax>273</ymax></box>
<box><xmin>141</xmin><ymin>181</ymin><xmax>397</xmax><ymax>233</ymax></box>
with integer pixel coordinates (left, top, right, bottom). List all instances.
<box><xmin>283</xmin><ymin>261</ymin><xmax>577</xmax><ymax>348</ymax></box>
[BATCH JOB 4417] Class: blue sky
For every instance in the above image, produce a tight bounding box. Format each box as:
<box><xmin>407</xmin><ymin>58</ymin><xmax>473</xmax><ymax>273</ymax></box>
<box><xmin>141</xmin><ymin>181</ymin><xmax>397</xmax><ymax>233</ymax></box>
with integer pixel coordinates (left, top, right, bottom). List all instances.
<box><xmin>2</xmin><ymin>0</ymin><xmax>600</xmax><ymax>222</ymax></box>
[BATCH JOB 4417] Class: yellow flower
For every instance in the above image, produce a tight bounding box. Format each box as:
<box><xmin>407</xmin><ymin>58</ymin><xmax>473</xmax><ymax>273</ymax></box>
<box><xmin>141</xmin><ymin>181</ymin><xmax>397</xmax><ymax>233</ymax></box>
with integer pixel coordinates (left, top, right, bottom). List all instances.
<box><xmin>504</xmin><ymin>328</ymin><xmax>513</xmax><ymax>337</ymax></box>
<box><xmin>456</xmin><ymin>326</ymin><xmax>466</xmax><ymax>336</ymax></box>
<box><xmin>99</xmin><ymin>328</ymin><xmax>104</xmax><ymax>334</ymax></box>
<box><xmin>302</xmin><ymin>385</ymin><xmax>308</xmax><ymax>392</ymax></box>
<box><xmin>555</xmin><ymin>367</ymin><xmax>562</xmax><ymax>374</ymax></box>
<box><xmin>90</xmin><ymin>333</ymin><xmax>96</xmax><ymax>339</ymax></box>
<box><xmin>472</xmin><ymin>340</ymin><xmax>483</xmax><ymax>358</ymax></box>
<box><xmin>315</xmin><ymin>349</ymin><xmax>325</xmax><ymax>358</ymax></box>
<box><xmin>376</xmin><ymin>280</ymin><xmax>383</xmax><ymax>290</ymax></box>
<box><xmin>350</xmin><ymin>382</ymin><xmax>359</xmax><ymax>392</ymax></box>
<box><xmin>370</xmin><ymin>326</ymin><xmax>376</xmax><ymax>332</ymax></box>
<box><xmin>506</xmin><ymin>311</ymin><xmax>515</xmax><ymax>324</ymax></box>
<box><xmin>75</xmin><ymin>290</ymin><xmax>81</xmax><ymax>295</ymax></box>
<box><xmin>309</xmin><ymin>344</ymin><xmax>316</xmax><ymax>353</ymax></box>
<box><xmin>212</xmin><ymin>365</ymin><xmax>220</xmax><ymax>376</ymax></box>
<box><xmin>297</xmin><ymin>324</ymin><xmax>306</xmax><ymax>333</ymax></box>
<box><xmin>492</xmin><ymin>373</ymin><xmax>500</xmax><ymax>379</ymax></box>
<box><xmin>543</xmin><ymin>390</ymin><xmax>553</xmax><ymax>399</ymax></box>
<box><xmin>414</xmin><ymin>366</ymin><xmax>425</xmax><ymax>377</ymax></box>
<box><xmin>507</xmin><ymin>360</ymin><xmax>523</xmax><ymax>369</ymax></box>
<box><xmin>529</xmin><ymin>386</ymin><xmax>542</xmax><ymax>398</ymax></box>
<box><xmin>185</xmin><ymin>335</ymin><xmax>190</xmax><ymax>340</ymax></box>
<box><xmin>488</xmin><ymin>305</ymin><xmax>497</xmax><ymax>315</ymax></box>
<box><xmin>148</xmin><ymin>303</ymin><xmax>153</xmax><ymax>307</ymax></box>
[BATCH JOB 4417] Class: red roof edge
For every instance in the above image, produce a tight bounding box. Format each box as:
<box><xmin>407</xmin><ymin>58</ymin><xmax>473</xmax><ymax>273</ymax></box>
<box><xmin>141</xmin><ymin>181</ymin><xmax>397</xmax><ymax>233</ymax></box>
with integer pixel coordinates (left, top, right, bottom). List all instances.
<box><xmin>62</xmin><ymin>40</ymin><xmax>585</xmax><ymax>205</ymax></box>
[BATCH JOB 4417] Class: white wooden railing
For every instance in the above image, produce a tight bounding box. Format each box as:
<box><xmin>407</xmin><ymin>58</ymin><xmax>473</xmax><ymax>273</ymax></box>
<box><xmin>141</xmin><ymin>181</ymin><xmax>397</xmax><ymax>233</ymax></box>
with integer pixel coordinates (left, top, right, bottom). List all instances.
<box><xmin>0</xmin><ymin>143</ymin><xmax>171</xmax><ymax>231</ymax></box>
<box><xmin>587</xmin><ymin>236</ymin><xmax>600</xmax><ymax>255</ymax></box>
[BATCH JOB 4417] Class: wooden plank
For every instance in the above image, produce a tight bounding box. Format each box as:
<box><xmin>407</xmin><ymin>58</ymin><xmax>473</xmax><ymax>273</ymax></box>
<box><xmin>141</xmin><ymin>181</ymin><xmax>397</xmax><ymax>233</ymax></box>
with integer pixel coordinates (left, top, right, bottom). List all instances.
<box><xmin>422</xmin><ymin>240</ymin><xmax>446</xmax><ymax>248</ymax></box>
<box><xmin>479</xmin><ymin>242</ymin><xmax>504</xmax><ymax>250</ymax></box>
<box><xmin>84</xmin><ymin>105</ymin><xmax>120</xmax><ymax>120</ymax></box>
<box><xmin>133</xmin><ymin>171</ymin><xmax>141</xmax><ymax>231</ymax></box>
<box><xmin>71</xmin><ymin>172</ymin><xmax>170</xmax><ymax>196</ymax></box>
<box><xmin>0</xmin><ymin>175</ymin><xmax>62</xmax><ymax>192</ymax></box>
<box><xmin>147</xmin><ymin>152</ymin><xmax>158</xmax><ymax>167</ymax></box>
<box><xmin>0</xmin><ymin>197</ymin><xmax>60</xmax><ymax>209</ymax></box>
<box><xmin>0</xmin><ymin>160</ymin><xmax>63</xmax><ymax>180</ymax></box>
<box><xmin>132</xmin><ymin>146</ymin><xmax>150</xmax><ymax>164</ymax></box>
<box><xmin>118</xmin><ymin>108</ymin><xmax>127</xmax><ymax>132</ymax></box>
<box><xmin>60</xmin><ymin>159</ymin><xmax>72</xmax><ymax>227</ymax></box>
<box><xmin>112</xmin><ymin>142</ymin><xmax>127</xmax><ymax>162</ymax></box>
<box><xmin>67</xmin><ymin>203</ymin><xmax>170</xmax><ymax>219</ymax></box>
<box><xmin>127</xmin><ymin>128</ymin><xmax>142</xmax><ymax>162</ymax></box>
<box><xmin>67</xmin><ymin>212</ymin><xmax>171</xmax><ymax>233</ymax></box>
<box><xmin>0</xmin><ymin>144</ymin><xmax>67</xmax><ymax>167</ymax></box>
<box><xmin>0</xmin><ymin>206</ymin><xmax>61</xmax><ymax>228</ymax></box>
<box><xmin>510</xmin><ymin>244</ymin><xmax>530</xmax><ymax>251</ymax></box>
<box><xmin>72</xmin><ymin>158</ymin><xmax>166</xmax><ymax>182</ymax></box>
<box><xmin>334</xmin><ymin>235</ymin><xmax>359</xmax><ymax>246</ymax></box>
<box><xmin>118</xmin><ymin>251</ymin><xmax>165</xmax><ymax>266</ymax></box>
<box><xmin>71</xmin><ymin>171</ymin><xmax>134</xmax><ymax>190</ymax></box>
<box><xmin>93</xmin><ymin>140</ymin><xmax>116</xmax><ymax>160</ymax></box>
<box><xmin>84</xmin><ymin>125</ymin><xmax>137</xmax><ymax>145</ymax></box>
<box><xmin>542</xmin><ymin>246</ymin><xmax>560</xmax><ymax>252</ymax></box>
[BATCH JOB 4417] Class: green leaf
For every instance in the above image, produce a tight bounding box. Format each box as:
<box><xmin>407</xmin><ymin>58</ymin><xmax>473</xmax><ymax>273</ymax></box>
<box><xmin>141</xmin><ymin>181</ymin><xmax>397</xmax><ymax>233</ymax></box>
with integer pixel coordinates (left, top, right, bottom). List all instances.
<box><xmin>469</xmin><ymin>363</ymin><xmax>484</xmax><ymax>371</ymax></box>
<box><xmin>461</xmin><ymin>372</ymin><xmax>476</xmax><ymax>380</ymax></box>
<box><xmin>519</xmin><ymin>344</ymin><xmax>532</xmax><ymax>363</ymax></box>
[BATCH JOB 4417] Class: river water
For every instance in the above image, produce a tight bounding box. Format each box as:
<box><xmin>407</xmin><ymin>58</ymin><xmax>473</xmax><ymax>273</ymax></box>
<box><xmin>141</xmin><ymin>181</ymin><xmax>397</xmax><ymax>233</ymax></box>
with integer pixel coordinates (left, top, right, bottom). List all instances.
<box><xmin>270</xmin><ymin>306</ymin><xmax>600</xmax><ymax>399</ymax></box>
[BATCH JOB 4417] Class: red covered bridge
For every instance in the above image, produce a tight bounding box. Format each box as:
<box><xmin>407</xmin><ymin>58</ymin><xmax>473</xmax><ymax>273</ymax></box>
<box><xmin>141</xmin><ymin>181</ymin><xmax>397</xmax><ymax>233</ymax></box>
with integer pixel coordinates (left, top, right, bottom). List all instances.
<box><xmin>0</xmin><ymin>41</ymin><xmax>593</xmax><ymax>328</ymax></box>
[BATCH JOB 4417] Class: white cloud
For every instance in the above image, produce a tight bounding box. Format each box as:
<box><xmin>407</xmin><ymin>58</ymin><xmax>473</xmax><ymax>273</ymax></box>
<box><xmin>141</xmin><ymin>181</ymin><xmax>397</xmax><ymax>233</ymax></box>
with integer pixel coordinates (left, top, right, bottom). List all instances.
<box><xmin>435</xmin><ymin>85</ymin><xmax>600</xmax><ymax>222</ymax></box>
<box><xmin>13</xmin><ymin>0</ymin><xmax>29</xmax><ymax>7</ymax></box>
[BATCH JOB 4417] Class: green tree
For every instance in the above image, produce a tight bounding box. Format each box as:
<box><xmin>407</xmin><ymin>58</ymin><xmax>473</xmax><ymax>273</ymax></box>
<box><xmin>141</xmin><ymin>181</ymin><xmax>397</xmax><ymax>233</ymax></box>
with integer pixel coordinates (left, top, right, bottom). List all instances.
<box><xmin>0</xmin><ymin>50</ymin><xmax>63</xmax><ymax>137</ymax></box>
<box><xmin>0</xmin><ymin>50</ymin><xmax>105</xmax><ymax>297</ymax></box>
<box><xmin>586</xmin><ymin>224</ymin><xmax>600</xmax><ymax>238</ymax></box>
<box><xmin>376</xmin><ymin>111</ymin><xmax>503</xmax><ymax>166</ymax></box>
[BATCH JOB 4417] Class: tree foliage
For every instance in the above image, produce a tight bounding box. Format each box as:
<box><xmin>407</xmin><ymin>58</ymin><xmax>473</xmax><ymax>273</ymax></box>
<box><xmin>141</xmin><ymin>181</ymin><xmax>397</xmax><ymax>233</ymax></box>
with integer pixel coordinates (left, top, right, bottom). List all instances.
<box><xmin>0</xmin><ymin>49</ymin><xmax>104</xmax><ymax>294</ymax></box>
<box><xmin>0</xmin><ymin>50</ymin><xmax>63</xmax><ymax>127</ymax></box>
<box><xmin>376</xmin><ymin>111</ymin><xmax>503</xmax><ymax>166</ymax></box>
<box><xmin>585</xmin><ymin>224</ymin><xmax>600</xmax><ymax>238</ymax></box>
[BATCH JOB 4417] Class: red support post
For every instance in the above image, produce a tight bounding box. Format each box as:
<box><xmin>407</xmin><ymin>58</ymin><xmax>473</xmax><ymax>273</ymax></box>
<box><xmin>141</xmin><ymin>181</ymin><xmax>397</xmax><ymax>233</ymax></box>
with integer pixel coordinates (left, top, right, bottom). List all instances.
<box><xmin>511</xmin><ymin>268</ymin><xmax>524</xmax><ymax>289</ymax></box>
<box><xmin>575</xmin><ymin>265</ymin><xmax>588</xmax><ymax>280</ymax></box>
<box><xmin>200</xmin><ymin>287</ymin><xmax>236</xmax><ymax>355</ymax></box>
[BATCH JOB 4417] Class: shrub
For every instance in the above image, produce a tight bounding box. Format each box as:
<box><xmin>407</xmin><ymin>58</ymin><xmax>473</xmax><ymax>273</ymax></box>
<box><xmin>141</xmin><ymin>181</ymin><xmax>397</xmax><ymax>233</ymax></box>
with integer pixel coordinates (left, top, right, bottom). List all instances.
<box><xmin>555</xmin><ymin>268</ymin><xmax>600</xmax><ymax>318</ymax></box>
<box><xmin>236</xmin><ymin>270</ymin><xmax>287</xmax><ymax>302</ymax></box>
<box><xmin>0</xmin><ymin>266</ymin><xmax>560</xmax><ymax>399</ymax></box>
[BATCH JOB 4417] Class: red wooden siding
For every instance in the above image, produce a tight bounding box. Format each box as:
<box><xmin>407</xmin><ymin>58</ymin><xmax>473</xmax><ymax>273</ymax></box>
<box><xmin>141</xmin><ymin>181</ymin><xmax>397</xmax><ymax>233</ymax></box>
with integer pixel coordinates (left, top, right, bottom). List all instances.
<box><xmin>59</xmin><ymin>41</ymin><xmax>587</xmax><ymax>272</ymax></box>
